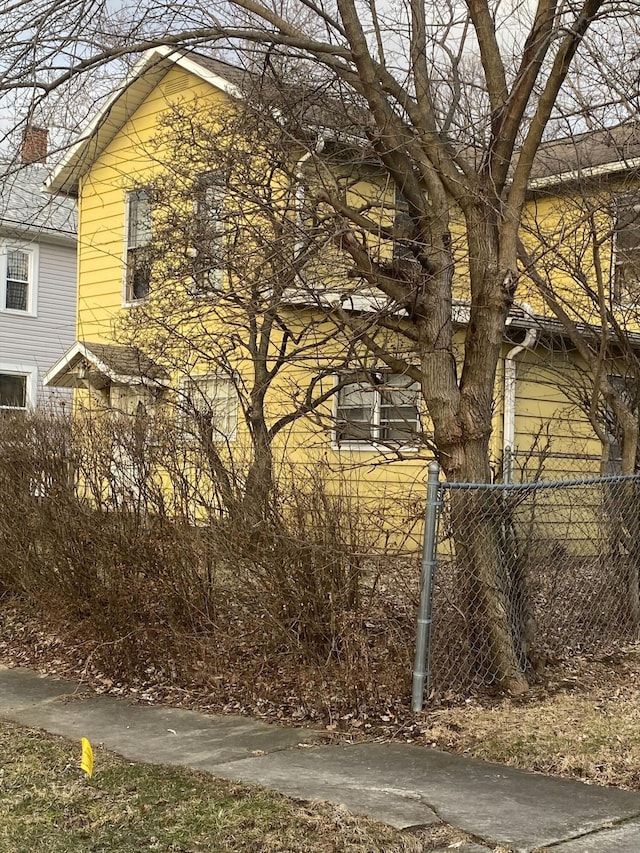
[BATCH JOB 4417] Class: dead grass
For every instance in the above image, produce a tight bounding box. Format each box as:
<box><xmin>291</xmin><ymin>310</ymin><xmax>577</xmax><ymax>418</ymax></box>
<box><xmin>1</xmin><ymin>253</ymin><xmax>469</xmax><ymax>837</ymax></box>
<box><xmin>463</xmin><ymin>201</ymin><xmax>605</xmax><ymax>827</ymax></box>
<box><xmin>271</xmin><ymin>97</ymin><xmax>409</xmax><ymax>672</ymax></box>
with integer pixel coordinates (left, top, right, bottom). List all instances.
<box><xmin>413</xmin><ymin>647</ymin><xmax>640</xmax><ymax>790</ymax></box>
<box><xmin>4</xmin><ymin>598</ymin><xmax>640</xmax><ymax>796</ymax></box>
<box><xmin>0</xmin><ymin>719</ymin><xmax>466</xmax><ymax>853</ymax></box>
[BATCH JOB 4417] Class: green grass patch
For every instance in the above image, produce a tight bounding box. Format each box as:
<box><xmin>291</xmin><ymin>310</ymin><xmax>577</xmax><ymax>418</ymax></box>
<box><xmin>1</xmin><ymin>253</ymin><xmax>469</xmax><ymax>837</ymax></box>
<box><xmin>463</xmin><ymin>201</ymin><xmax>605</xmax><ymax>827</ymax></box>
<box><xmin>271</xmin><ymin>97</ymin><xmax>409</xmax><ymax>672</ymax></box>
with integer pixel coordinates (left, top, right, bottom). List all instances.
<box><xmin>0</xmin><ymin>721</ymin><xmax>429</xmax><ymax>852</ymax></box>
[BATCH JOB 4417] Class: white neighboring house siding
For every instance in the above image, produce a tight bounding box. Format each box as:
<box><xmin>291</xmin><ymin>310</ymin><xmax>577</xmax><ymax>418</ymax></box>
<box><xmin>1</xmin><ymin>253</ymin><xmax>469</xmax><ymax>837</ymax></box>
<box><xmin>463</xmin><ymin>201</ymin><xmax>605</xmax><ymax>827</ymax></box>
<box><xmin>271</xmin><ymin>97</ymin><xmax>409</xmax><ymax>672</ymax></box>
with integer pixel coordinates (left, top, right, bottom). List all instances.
<box><xmin>0</xmin><ymin>236</ymin><xmax>76</xmax><ymax>410</ymax></box>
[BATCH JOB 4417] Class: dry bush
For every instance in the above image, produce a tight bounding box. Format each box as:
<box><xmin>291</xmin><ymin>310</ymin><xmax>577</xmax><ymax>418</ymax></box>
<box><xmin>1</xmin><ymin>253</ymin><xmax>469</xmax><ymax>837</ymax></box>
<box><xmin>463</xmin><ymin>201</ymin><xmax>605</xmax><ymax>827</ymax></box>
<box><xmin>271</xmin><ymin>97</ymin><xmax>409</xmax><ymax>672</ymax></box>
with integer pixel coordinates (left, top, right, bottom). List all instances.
<box><xmin>0</xmin><ymin>410</ymin><xmax>419</xmax><ymax>714</ymax></box>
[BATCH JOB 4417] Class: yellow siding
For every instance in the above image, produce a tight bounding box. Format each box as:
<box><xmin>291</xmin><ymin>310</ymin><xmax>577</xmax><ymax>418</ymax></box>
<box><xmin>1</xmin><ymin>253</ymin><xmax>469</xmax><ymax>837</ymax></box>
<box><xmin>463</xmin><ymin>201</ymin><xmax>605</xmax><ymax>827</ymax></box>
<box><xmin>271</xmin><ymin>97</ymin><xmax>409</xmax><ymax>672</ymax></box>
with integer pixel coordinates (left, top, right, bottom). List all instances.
<box><xmin>77</xmin><ymin>66</ymin><xmax>230</xmax><ymax>343</ymax></box>
<box><xmin>74</xmin><ymin>59</ymin><xmax>609</xmax><ymax>508</ymax></box>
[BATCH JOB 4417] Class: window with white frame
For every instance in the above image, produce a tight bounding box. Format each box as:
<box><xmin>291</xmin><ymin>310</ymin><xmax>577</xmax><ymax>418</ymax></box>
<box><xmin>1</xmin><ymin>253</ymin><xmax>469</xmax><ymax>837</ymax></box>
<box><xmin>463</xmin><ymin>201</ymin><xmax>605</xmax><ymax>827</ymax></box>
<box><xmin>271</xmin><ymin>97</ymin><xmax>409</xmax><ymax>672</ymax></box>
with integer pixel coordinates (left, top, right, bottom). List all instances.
<box><xmin>613</xmin><ymin>201</ymin><xmax>640</xmax><ymax>304</ymax></box>
<box><xmin>125</xmin><ymin>188</ymin><xmax>152</xmax><ymax>302</ymax></box>
<box><xmin>189</xmin><ymin>171</ymin><xmax>226</xmax><ymax>295</ymax></box>
<box><xmin>1</xmin><ymin>245</ymin><xmax>37</xmax><ymax>313</ymax></box>
<box><xmin>335</xmin><ymin>371</ymin><xmax>421</xmax><ymax>445</ymax></box>
<box><xmin>0</xmin><ymin>366</ymin><xmax>36</xmax><ymax>410</ymax></box>
<box><xmin>181</xmin><ymin>375</ymin><xmax>238</xmax><ymax>442</ymax></box>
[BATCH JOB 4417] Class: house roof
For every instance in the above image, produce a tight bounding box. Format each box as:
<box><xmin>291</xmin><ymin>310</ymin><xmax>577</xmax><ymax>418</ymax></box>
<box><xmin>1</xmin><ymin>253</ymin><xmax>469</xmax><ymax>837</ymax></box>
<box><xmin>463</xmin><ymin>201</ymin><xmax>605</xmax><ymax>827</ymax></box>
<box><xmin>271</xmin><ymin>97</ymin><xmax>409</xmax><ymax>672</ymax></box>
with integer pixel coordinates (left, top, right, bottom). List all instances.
<box><xmin>45</xmin><ymin>47</ymin><xmax>246</xmax><ymax>198</ymax></box>
<box><xmin>45</xmin><ymin>42</ymin><xmax>640</xmax><ymax>200</ymax></box>
<box><xmin>43</xmin><ymin>340</ymin><xmax>168</xmax><ymax>388</ymax></box>
<box><xmin>0</xmin><ymin>161</ymin><xmax>76</xmax><ymax>239</ymax></box>
<box><xmin>528</xmin><ymin>123</ymin><xmax>640</xmax><ymax>189</ymax></box>
<box><xmin>44</xmin><ymin>47</ymin><xmax>375</xmax><ymax>198</ymax></box>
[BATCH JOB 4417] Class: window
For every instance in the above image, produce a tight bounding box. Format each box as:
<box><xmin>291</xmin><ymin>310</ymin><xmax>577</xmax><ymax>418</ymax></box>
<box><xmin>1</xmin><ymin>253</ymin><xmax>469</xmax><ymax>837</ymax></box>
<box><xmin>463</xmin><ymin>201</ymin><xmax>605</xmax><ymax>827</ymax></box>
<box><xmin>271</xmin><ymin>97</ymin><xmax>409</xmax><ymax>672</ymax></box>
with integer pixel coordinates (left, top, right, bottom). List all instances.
<box><xmin>0</xmin><ymin>373</ymin><xmax>26</xmax><ymax>409</ymax></box>
<box><xmin>125</xmin><ymin>188</ymin><xmax>152</xmax><ymax>302</ymax></box>
<box><xmin>1</xmin><ymin>245</ymin><xmax>37</xmax><ymax>314</ymax></box>
<box><xmin>0</xmin><ymin>365</ymin><xmax>36</xmax><ymax>410</ymax></box>
<box><xmin>613</xmin><ymin>201</ymin><xmax>640</xmax><ymax>304</ymax></box>
<box><xmin>335</xmin><ymin>371</ymin><xmax>421</xmax><ymax>446</ymax></box>
<box><xmin>189</xmin><ymin>172</ymin><xmax>226</xmax><ymax>295</ymax></box>
<box><xmin>181</xmin><ymin>375</ymin><xmax>238</xmax><ymax>442</ymax></box>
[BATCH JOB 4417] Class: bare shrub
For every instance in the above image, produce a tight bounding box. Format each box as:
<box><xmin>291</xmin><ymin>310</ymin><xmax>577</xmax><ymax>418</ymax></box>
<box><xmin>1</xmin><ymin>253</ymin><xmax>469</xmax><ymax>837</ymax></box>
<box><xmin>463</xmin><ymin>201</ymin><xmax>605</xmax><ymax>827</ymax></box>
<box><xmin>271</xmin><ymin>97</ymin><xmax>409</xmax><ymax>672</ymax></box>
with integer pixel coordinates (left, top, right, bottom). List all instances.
<box><xmin>0</xmin><ymin>410</ymin><xmax>419</xmax><ymax>712</ymax></box>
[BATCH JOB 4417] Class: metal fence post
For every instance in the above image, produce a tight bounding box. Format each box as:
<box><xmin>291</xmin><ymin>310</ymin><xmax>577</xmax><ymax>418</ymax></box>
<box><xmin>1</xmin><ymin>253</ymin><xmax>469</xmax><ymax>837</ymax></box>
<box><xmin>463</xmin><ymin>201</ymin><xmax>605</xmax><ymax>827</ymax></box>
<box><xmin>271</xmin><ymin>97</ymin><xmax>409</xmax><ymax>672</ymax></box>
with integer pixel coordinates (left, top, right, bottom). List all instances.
<box><xmin>412</xmin><ymin>460</ymin><xmax>440</xmax><ymax>712</ymax></box>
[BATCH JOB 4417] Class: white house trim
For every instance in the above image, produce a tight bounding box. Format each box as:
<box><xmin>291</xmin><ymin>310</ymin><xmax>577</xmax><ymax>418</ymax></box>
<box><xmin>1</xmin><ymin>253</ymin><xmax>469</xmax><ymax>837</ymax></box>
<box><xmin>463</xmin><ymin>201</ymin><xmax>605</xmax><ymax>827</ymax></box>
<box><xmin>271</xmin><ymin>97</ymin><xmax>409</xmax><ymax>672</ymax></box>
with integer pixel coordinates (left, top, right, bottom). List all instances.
<box><xmin>45</xmin><ymin>47</ymin><xmax>242</xmax><ymax>198</ymax></box>
<box><xmin>43</xmin><ymin>341</ymin><xmax>134</xmax><ymax>388</ymax></box>
<box><xmin>0</xmin><ymin>361</ymin><xmax>38</xmax><ymax>408</ymax></box>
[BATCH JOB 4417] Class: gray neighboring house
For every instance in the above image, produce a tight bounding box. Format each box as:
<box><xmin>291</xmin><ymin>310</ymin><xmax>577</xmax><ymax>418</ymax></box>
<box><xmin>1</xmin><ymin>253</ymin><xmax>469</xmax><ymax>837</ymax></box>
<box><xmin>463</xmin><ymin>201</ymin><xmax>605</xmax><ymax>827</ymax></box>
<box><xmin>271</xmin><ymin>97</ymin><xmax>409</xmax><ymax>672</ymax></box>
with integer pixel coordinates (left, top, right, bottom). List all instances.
<box><xmin>0</xmin><ymin>128</ymin><xmax>77</xmax><ymax>411</ymax></box>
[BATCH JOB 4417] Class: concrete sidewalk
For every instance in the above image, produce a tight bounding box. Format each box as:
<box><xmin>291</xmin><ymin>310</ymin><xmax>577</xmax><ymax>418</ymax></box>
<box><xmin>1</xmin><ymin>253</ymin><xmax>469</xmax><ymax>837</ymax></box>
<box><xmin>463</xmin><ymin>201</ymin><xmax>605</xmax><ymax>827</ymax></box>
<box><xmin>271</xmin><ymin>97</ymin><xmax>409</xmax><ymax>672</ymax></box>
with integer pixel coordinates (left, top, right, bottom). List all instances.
<box><xmin>0</xmin><ymin>666</ymin><xmax>639</xmax><ymax>852</ymax></box>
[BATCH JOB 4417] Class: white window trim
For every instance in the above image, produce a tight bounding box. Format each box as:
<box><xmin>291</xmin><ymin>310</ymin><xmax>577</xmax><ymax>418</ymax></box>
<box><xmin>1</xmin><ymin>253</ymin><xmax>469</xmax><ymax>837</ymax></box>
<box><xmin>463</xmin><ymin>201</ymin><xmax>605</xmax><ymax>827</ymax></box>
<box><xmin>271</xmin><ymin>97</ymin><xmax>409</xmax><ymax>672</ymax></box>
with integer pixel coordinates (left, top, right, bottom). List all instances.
<box><xmin>0</xmin><ymin>243</ymin><xmax>39</xmax><ymax>317</ymax></box>
<box><xmin>331</xmin><ymin>371</ymin><xmax>421</xmax><ymax>453</ymax></box>
<box><xmin>612</xmin><ymin>201</ymin><xmax>640</xmax><ymax>307</ymax></box>
<box><xmin>187</xmin><ymin>173</ymin><xmax>226</xmax><ymax>298</ymax></box>
<box><xmin>122</xmin><ymin>188</ymin><xmax>151</xmax><ymax>308</ymax></box>
<box><xmin>179</xmin><ymin>374</ymin><xmax>239</xmax><ymax>443</ymax></box>
<box><xmin>0</xmin><ymin>362</ymin><xmax>38</xmax><ymax>410</ymax></box>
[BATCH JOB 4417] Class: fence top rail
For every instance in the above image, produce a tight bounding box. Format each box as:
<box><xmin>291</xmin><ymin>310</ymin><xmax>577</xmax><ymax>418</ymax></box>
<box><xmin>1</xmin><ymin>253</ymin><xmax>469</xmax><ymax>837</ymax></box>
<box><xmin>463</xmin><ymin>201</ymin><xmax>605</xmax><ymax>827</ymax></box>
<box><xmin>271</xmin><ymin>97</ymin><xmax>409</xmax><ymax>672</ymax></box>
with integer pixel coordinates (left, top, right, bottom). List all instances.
<box><xmin>441</xmin><ymin>474</ymin><xmax>640</xmax><ymax>492</ymax></box>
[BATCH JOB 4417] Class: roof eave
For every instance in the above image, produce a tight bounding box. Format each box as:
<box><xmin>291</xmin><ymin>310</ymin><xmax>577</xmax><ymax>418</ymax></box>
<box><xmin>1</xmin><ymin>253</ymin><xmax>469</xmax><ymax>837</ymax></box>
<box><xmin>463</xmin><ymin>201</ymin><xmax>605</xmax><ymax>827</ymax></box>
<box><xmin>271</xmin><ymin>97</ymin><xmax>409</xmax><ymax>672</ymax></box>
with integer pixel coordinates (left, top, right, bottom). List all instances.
<box><xmin>529</xmin><ymin>156</ymin><xmax>640</xmax><ymax>191</ymax></box>
<box><xmin>43</xmin><ymin>341</ymin><xmax>167</xmax><ymax>388</ymax></box>
<box><xmin>45</xmin><ymin>46</ymin><xmax>243</xmax><ymax>198</ymax></box>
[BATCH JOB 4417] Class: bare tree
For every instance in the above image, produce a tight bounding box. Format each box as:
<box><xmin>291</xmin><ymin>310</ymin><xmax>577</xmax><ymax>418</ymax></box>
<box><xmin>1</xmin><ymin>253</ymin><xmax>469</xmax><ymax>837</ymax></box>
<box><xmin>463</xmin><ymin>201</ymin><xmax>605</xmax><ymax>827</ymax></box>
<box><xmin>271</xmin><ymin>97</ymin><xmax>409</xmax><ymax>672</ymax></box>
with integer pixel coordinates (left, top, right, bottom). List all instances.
<box><xmin>3</xmin><ymin>0</ymin><xmax>633</xmax><ymax>691</ymax></box>
<box><xmin>201</xmin><ymin>0</ymin><xmax>615</xmax><ymax>692</ymax></box>
<box><xmin>518</xmin><ymin>163</ymin><xmax>640</xmax><ymax>629</ymax></box>
<box><xmin>114</xmin><ymin>99</ymin><xmax>363</xmax><ymax>522</ymax></box>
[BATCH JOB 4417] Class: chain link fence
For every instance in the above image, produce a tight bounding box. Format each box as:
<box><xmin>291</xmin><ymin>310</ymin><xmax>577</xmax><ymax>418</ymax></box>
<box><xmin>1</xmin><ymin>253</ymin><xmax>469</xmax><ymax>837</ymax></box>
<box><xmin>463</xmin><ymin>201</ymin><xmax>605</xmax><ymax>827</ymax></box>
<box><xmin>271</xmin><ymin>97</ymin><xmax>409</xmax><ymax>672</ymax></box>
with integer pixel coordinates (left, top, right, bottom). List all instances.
<box><xmin>416</xmin><ymin>469</ymin><xmax>640</xmax><ymax>704</ymax></box>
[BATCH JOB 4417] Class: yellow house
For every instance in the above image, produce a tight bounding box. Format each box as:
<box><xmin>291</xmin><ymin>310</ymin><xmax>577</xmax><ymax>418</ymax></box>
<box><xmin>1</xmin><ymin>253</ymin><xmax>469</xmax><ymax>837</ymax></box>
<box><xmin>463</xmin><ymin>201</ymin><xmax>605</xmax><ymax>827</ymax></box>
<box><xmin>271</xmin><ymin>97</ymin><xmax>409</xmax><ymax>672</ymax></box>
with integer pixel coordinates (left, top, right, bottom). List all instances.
<box><xmin>42</xmin><ymin>46</ymin><xmax>640</xmax><ymax>503</ymax></box>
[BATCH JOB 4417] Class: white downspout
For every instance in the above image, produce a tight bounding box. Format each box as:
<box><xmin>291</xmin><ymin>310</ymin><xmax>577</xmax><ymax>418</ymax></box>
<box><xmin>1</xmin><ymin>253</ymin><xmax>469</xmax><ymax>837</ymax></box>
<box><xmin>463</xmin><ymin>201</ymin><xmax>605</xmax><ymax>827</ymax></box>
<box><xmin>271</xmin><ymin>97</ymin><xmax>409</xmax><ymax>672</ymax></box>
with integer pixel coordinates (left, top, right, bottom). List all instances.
<box><xmin>503</xmin><ymin>308</ymin><xmax>538</xmax><ymax>483</ymax></box>
<box><xmin>294</xmin><ymin>133</ymin><xmax>326</xmax><ymax>259</ymax></box>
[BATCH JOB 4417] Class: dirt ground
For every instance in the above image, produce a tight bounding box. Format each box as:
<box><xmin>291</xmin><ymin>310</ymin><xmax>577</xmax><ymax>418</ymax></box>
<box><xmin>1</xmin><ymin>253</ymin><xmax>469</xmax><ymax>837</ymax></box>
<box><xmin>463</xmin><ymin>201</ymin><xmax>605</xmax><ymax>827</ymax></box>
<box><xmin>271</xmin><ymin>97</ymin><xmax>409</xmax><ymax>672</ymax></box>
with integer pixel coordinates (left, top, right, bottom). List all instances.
<box><xmin>2</xmin><ymin>601</ymin><xmax>638</xmax><ymax>792</ymax></box>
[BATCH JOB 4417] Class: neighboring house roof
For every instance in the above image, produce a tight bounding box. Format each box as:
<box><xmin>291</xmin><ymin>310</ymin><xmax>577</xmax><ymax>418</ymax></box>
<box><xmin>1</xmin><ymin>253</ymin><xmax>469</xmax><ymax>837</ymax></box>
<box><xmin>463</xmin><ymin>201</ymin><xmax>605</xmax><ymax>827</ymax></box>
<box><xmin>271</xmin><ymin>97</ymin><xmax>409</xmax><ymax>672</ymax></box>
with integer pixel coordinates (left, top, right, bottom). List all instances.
<box><xmin>43</xmin><ymin>341</ymin><xmax>168</xmax><ymax>389</ymax></box>
<box><xmin>0</xmin><ymin>161</ymin><xmax>76</xmax><ymax>240</ymax></box>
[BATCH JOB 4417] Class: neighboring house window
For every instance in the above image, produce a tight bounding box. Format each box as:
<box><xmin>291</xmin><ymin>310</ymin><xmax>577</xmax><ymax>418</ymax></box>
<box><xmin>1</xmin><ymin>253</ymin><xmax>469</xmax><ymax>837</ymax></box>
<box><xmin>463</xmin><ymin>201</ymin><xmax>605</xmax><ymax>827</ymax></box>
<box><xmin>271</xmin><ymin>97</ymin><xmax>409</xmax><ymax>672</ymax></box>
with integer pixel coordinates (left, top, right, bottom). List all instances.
<box><xmin>335</xmin><ymin>371</ymin><xmax>421</xmax><ymax>445</ymax></box>
<box><xmin>190</xmin><ymin>172</ymin><xmax>226</xmax><ymax>295</ymax></box>
<box><xmin>182</xmin><ymin>375</ymin><xmax>238</xmax><ymax>441</ymax></box>
<box><xmin>0</xmin><ymin>365</ymin><xmax>36</xmax><ymax>410</ymax></box>
<box><xmin>125</xmin><ymin>188</ymin><xmax>152</xmax><ymax>302</ymax></box>
<box><xmin>1</xmin><ymin>245</ymin><xmax>37</xmax><ymax>314</ymax></box>
<box><xmin>613</xmin><ymin>201</ymin><xmax>640</xmax><ymax>304</ymax></box>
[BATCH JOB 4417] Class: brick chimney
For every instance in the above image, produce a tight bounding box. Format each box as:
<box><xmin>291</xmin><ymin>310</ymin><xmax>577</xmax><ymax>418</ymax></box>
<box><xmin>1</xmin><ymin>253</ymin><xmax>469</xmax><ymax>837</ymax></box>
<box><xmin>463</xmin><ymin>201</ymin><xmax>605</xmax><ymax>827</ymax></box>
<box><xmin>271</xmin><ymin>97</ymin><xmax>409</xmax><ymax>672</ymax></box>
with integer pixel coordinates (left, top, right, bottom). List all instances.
<box><xmin>21</xmin><ymin>125</ymin><xmax>48</xmax><ymax>165</ymax></box>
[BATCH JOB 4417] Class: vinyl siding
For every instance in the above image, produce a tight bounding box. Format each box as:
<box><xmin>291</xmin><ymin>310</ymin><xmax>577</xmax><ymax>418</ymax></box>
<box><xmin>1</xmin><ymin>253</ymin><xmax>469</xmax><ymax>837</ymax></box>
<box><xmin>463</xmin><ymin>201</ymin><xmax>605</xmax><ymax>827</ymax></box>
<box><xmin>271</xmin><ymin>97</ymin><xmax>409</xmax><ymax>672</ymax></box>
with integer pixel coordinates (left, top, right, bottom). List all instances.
<box><xmin>0</xmin><ymin>235</ymin><xmax>76</xmax><ymax>408</ymax></box>
<box><xmin>77</xmin><ymin>65</ymin><xmax>229</xmax><ymax>343</ymax></box>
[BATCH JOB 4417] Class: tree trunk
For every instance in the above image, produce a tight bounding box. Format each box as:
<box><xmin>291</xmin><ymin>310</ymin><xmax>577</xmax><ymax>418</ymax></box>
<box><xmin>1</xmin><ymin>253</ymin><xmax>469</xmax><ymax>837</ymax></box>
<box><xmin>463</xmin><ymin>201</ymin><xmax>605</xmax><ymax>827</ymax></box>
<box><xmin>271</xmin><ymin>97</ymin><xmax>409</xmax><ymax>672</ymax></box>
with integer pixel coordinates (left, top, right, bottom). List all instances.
<box><xmin>415</xmin><ymin>212</ymin><xmax>531</xmax><ymax>694</ymax></box>
<box><xmin>447</xmin><ymin>443</ymin><xmax>529</xmax><ymax>695</ymax></box>
<box><xmin>243</xmin><ymin>403</ymin><xmax>275</xmax><ymax>525</ymax></box>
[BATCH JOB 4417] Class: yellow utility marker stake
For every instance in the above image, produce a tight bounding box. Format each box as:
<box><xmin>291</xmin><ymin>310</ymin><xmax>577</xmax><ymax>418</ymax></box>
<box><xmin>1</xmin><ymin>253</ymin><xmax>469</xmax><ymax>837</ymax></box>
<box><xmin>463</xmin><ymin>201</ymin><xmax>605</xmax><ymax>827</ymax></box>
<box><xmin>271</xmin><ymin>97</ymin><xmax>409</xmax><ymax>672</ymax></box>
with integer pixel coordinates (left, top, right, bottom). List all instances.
<box><xmin>80</xmin><ymin>737</ymin><xmax>94</xmax><ymax>779</ymax></box>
